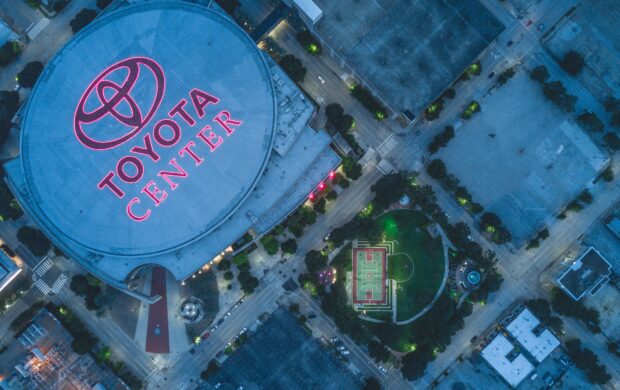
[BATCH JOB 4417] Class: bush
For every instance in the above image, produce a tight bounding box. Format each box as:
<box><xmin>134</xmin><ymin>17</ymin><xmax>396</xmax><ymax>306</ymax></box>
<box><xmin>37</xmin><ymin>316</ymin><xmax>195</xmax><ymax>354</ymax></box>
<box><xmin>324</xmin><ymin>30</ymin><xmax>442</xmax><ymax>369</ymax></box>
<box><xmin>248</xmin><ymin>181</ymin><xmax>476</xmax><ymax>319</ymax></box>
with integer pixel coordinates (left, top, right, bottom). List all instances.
<box><xmin>223</xmin><ymin>271</ymin><xmax>234</xmax><ymax>281</ymax></box>
<box><xmin>278</xmin><ymin>54</ymin><xmax>306</xmax><ymax>83</ymax></box>
<box><xmin>530</xmin><ymin>65</ymin><xmax>550</xmax><ymax>83</ymax></box>
<box><xmin>233</xmin><ymin>252</ymin><xmax>248</xmax><ymax>266</ymax></box>
<box><xmin>217</xmin><ymin>258</ymin><xmax>231</xmax><ymax>271</ymax></box>
<box><xmin>16</xmin><ymin>61</ymin><xmax>44</xmax><ymax>88</ymax></box>
<box><xmin>70</xmin><ymin>9</ymin><xmax>98</xmax><ymax>34</ymax></box>
<box><xmin>326</xmin><ymin>189</ymin><xmax>338</xmax><ymax>201</ymax></box>
<box><xmin>17</xmin><ymin>226</ymin><xmax>51</xmax><ymax>256</ymax></box>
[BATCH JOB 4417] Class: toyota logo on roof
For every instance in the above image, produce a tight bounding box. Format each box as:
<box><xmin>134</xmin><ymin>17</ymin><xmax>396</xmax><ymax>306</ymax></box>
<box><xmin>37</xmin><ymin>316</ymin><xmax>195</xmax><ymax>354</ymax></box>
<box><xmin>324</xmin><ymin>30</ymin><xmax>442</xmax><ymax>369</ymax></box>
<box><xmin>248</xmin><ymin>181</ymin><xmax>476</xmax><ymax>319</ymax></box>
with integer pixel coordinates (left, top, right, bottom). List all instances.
<box><xmin>74</xmin><ymin>56</ymin><xmax>165</xmax><ymax>150</ymax></box>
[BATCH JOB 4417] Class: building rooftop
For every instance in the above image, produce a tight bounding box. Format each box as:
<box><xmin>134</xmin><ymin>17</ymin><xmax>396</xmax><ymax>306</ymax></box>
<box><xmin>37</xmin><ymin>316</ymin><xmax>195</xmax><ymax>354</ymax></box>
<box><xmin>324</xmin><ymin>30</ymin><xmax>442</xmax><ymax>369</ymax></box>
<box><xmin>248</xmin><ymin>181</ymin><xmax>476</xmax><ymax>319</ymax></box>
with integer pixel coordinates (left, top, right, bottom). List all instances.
<box><xmin>313</xmin><ymin>0</ymin><xmax>504</xmax><ymax>116</ymax></box>
<box><xmin>505</xmin><ymin>308</ymin><xmax>560</xmax><ymax>363</ymax></box>
<box><xmin>5</xmin><ymin>1</ymin><xmax>339</xmax><ymax>288</ymax></box>
<box><xmin>17</xmin><ymin>2</ymin><xmax>276</xmax><ymax>257</ymax></box>
<box><xmin>481</xmin><ymin>334</ymin><xmax>534</xmax><ymax>388</ymax></box>
<box><xmin>557</xmin><ymin>247</ymin><xmax>612</xmax><ymax>300</ymax></box>
<box><xmin>0</xmin><ymin>251</ymin><xmax>20</xmax><ymax>292</ymax></box>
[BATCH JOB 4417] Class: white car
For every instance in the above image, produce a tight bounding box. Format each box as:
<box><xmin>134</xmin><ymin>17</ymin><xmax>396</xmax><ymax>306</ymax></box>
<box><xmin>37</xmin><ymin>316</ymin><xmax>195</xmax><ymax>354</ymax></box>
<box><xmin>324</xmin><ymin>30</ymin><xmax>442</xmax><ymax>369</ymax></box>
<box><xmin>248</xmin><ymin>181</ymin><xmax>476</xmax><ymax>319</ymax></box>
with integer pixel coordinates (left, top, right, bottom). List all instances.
<box><xmin>318</xmin><ymin>75</ymin><xmax>326</xmax><ymax>84</ymax></box>
<box><xmin>341</xmin><ymin>350</ymin><xmax>350</xmax><ymax>355</ymax></box>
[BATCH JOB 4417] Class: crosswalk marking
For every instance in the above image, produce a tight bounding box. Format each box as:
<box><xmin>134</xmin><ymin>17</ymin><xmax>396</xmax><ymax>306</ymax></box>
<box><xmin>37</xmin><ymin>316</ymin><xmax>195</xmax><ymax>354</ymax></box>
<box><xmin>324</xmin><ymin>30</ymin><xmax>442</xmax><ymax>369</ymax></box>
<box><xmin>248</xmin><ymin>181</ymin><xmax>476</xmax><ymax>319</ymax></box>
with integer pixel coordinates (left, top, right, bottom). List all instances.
<box><xmin>26</xmin><ymin>17</ymin><xmax>50</xmax><ymax>41</ymax></box>
<box><xmin>376</xmin><ymin>134</ymin><xmax>398</xmax><ymax>158</ymax></box>
<box><xmin>35</xmin><ymin>257</ymin><xmax>54</xmax><ymax>276</ymax></box>
<box><xmin>35</xmin><ymin>279</ymin><xmax>51</xmax><ymax>295</ymax></box>
<box><xmin>51</xmin><ymin>273</ymin><xmax>68</xmax><ymax>294</ymax></box>
<box><xmin>377</xmin><ymin>159</ymin><xmax>396</xmax><ymax>175</ymax></box>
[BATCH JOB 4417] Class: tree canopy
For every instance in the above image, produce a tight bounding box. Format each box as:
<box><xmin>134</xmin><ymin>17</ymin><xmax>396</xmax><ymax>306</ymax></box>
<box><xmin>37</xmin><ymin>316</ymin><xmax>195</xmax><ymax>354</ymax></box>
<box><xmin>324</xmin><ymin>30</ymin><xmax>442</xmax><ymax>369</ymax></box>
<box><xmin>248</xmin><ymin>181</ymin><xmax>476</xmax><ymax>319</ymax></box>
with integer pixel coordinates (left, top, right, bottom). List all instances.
<box><xmin>70</xmin><ymin>9</ymin><xmax>98</xmax><ymax>34</ymax></box>
<box><xmin>17</xmin><ymin>61</ymin><xmax>43</xmax><ymax>89</ymax></box>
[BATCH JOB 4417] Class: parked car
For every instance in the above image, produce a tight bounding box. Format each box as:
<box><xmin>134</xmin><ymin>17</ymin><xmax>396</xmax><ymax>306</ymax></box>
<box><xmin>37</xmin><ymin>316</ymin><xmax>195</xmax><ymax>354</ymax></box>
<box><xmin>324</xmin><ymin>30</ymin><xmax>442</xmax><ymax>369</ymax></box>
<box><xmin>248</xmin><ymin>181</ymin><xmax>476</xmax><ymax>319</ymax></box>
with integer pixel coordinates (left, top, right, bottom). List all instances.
<box><xmin>202</xmin><ymin>332</ymin><xmax>211</xmax><ymax>340</ymax></box>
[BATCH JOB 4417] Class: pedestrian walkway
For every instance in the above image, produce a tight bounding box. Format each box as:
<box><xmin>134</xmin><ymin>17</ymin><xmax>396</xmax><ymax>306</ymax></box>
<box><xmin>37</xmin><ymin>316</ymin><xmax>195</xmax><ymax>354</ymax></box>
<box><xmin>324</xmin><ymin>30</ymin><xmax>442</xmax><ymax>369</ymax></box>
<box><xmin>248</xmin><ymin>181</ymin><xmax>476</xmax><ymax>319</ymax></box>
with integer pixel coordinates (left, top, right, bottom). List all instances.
<box><xmin>35</xmin><ymin>256</ymin><xmax>53</xmax><ymax>276</ymax></box>
<box><xmin>26</xmin><ymin>17</ymin><xmax>50</xmax><ymax>41</ymax></box>
<box><xmin>376</xmin><ymin>134</ymin><xmax>398</xmax><ymax>158</ymax></box>
<box><xmin>377</xmin><ymin>159</ymin><xmax>396</xmax><ymax>175</ymax></box>
<box><xmin>145</xmin><ymin>267</ymin><xmax>170</xmax><ymax>354</ymax></box>
<box><xmin>34</xmin><ymin>278</ymin><xmax>51</xmax><ymax>295</ymax></box>
<box><xmin>50</xmin><ymin>273</ymin><xmax>67</xmax><ymax>294</ymax></box>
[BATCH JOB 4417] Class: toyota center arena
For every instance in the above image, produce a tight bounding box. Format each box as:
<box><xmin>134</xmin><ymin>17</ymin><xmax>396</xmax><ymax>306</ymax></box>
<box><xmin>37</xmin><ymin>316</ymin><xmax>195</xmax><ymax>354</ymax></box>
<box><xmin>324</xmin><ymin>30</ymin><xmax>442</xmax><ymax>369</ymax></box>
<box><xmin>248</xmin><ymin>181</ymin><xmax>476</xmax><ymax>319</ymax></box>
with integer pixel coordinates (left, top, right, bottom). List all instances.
<box><xmin>5</xmin><ymin>2</ymin><xmax>340</xmax><ymax>298</ymax></box>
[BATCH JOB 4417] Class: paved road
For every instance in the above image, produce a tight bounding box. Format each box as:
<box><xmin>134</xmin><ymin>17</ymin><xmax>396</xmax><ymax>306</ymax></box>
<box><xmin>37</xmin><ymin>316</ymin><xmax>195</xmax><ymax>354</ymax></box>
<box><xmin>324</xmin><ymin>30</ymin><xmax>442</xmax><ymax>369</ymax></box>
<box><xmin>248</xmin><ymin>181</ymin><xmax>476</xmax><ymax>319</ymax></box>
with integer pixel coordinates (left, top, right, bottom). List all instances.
<box><xmin>0</xmin><ymin>0</ymin><xmax>98</xmax><ymax>91</ymax></box>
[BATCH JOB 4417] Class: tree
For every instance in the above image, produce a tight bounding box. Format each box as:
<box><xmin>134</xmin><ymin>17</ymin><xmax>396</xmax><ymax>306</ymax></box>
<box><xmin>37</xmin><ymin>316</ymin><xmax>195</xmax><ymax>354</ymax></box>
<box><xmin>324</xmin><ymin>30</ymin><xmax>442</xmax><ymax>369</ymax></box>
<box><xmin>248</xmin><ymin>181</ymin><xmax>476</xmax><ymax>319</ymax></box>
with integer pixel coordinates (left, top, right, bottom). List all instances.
<box><xmin>325</xmin><ymin>103</ymin><xmax>344</xmax><ymax>123</ymax></box>
<box><xmin>342</xmin><ymin>157</ymin><xmax>362</xmax><ymax>180</ymax></box>
<box><xmin>371</xmin><ymin>172</ymin><xmax>409</xmax><ymax>209</ymax></box>
<box><xmin>542</xmin><ymin>81</ymin><xmax>577</xmax><ymax>112</ymax></box>
<box><xmin>565</xmin><ymin>339</ymin><xmax>611</xmax><ymax>384</ymax></box>
<box><xmin>603</xmin><ymin>132</ymin><xmax>620</xmax><ymax>151</ymax></box>
<box><xmin>560</xmin><ymin>50</ymin><xmax>585</xmax><ymax>76</ymax></box>
<box><xmin>278</xmin><ymin>55</ymin><xmax>306</xmax><ymax>83</ymax></box>
<box><xmin>602</xmin><ymin>166</ymin><xmax>614</xmax><ymax>182</ymax></box>
<box><xmin>577</xmin><ymin>112</ymin><xmax>604</xmax><ymax>132</ymax></box>
<box><xmin>350</xmin><ymin>84</ymin><xmax>387</xmax><ymax>120</ymax></box>
<box><xmin>428</xmin><ymin>126</ymin><xmax>455</xmax><ymax>154</ymax></box>
<box><xmin>0</xmin><ymin>41</ymin><xmax>20</xmax><ymax>67</ymax></box>
<box><xmin>497</xmin><ymin>68</ymin><xmax>516</xmax><ymax>86</ymax></box>
<box><xmin>223</xmin><ymin>271</ymin><xmax>234</xmax><ymax>281</ymax></box>
<box><xmin>70</xmin><ymin>9</ymin><xmax>98</xmax><ymax>34</ymax></box>
<box><xmin>200</xmin><ymin>360</ymin><xmax>219</xmax><ymax>380</ymax></box>
<box><xmin>289</xmin><ymin>303</ymin><xmax>300</xmax><ymax>313</ymax></box>
<box><xmin>530</xmin><ymin>65</ymin><xmax>550</xmax><ymax>83</ymax></box>
<box><xmin>443</xmin><ymin>88</ymin><xmax>456</xmax><ymax>99</ymax></box>
<box><xmin>551</xmin><ymin>287</ymin><xmax>600</xmax><ymax>332</ymax></box>
<box><xmin>296</xmin><ymin>30</ymin><xmax>321</xmax><ymax>54</ymax></box>
<box><xmin>427</xmin><ymin>159</ymin><xmax>447</xmax><ymax>180</ymax></box>
<box><xmin>17</xmin><ymin>226</ymin><xmax>51</xmax><ymax>256</ymax></box>
<box><xmin>215</xmin><ymin>0</ymin><xmax>240</xmax><ymax>15</ymax></box>
<box><xmin>363</xmin><ymin>377</ymin><xmax>382</xmax><ymax>390</ymax></box>
<box><xmin>326</xmin><ymin>189</ymin><xmax>338</xmax><ymax>201</ymax></box>
<box><xmin>96</xmin><ymin>0</ymin><xmax>113</xmax><ymax>9</ymax></box>
<box><xmin>281</xmin><ymin>238</ymin><xmax>297</xmax><ymax>254</ymax></box>
<box><xmin>16</xmin><ymin>61</ymin><xmax>44</xmax><ymax>88</ymax></box>
<box><xmin>305</xmin><ymin>250</ymin><xmax>327</xmax><ymax>274</ymax></box>
<box><xmin>401</xmin><ymin>343</ymin><xmax>433</xmax><ymax>380</ymax></box>
<box><xmin>260</xmin><ymin>235</ymin><xmax>279</xmax><ymax>255</ymax></box>
<box><xmin>368</xmin><ymin>339</ymin><xmax>391</xmax><ymax>363</ymax></box>
<box><xmin>238</xmin><ymin>270</ymin><xmax>259</xmax><ymax>294</ymax></box>
<box><xmin>217</xmin><ymin>258</ymin><xmax>231</xmax><ymax>271</ymax></box>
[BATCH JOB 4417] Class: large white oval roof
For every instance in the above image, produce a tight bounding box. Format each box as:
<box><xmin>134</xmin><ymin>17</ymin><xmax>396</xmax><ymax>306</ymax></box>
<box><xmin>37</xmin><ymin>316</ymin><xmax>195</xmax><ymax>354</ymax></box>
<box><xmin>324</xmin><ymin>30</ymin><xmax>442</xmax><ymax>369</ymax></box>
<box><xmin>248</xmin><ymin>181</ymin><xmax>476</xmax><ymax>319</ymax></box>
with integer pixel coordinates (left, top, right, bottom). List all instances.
<box><xmin>21</xmin><ymin>2</ymin><xmax>276</xmax><ymax>256</ymax></box>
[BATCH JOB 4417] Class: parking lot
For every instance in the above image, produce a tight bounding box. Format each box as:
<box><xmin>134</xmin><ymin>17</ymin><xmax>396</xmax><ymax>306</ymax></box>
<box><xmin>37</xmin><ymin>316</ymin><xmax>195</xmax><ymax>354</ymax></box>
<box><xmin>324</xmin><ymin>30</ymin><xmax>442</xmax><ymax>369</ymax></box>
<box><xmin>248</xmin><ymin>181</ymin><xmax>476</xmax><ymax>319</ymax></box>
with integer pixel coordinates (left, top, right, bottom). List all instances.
<box><xmin>438</xmin><ymin>72</ymin><xmax>608</xmax><ymax>244</ymax></box>
<box><xmin>207</xmin><ymin>308</ymin><xmax>361</xmax><ymax>389</ymax></box>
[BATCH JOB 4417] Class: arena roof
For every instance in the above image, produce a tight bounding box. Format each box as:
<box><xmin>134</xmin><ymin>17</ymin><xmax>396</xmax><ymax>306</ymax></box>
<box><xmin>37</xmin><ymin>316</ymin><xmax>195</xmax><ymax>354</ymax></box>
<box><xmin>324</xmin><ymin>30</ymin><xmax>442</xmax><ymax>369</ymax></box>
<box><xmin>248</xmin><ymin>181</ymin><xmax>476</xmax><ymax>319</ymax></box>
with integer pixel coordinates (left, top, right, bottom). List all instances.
<box><xmin>18</xmin><ymin>2</ymin><xmax>276</xmax><ymax>257</ymax></box>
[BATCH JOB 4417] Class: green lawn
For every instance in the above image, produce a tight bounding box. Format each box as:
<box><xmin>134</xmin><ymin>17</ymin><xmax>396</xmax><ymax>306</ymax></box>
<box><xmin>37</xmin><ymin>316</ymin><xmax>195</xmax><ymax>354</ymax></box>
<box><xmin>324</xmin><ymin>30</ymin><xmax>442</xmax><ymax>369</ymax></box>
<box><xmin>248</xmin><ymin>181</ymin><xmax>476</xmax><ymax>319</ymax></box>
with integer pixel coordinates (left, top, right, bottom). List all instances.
<box><xmin>378</xmin><ymin>209</ymin><xmax>446</xmax><ymax>322</ymax></box>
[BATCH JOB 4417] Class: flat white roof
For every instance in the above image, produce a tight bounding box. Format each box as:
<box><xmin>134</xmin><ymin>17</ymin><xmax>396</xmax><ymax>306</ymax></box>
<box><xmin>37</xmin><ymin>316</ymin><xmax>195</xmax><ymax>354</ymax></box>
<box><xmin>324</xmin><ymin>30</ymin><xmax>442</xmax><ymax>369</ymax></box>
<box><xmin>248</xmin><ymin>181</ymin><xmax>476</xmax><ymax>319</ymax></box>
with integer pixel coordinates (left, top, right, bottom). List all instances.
<box><xmin>293</xmin><ymin>0</ymin><xmax>323</xmax><ymax>23</ymax></box>
<box><xmin>481</xmin><ymin>334</ymin><xmax>534</xmax><ymax>388</ymax></box>
<box><xmin>506</xmin><ymin>308</ymin><xmax>560</xmax><ymax>363</ymax></box>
